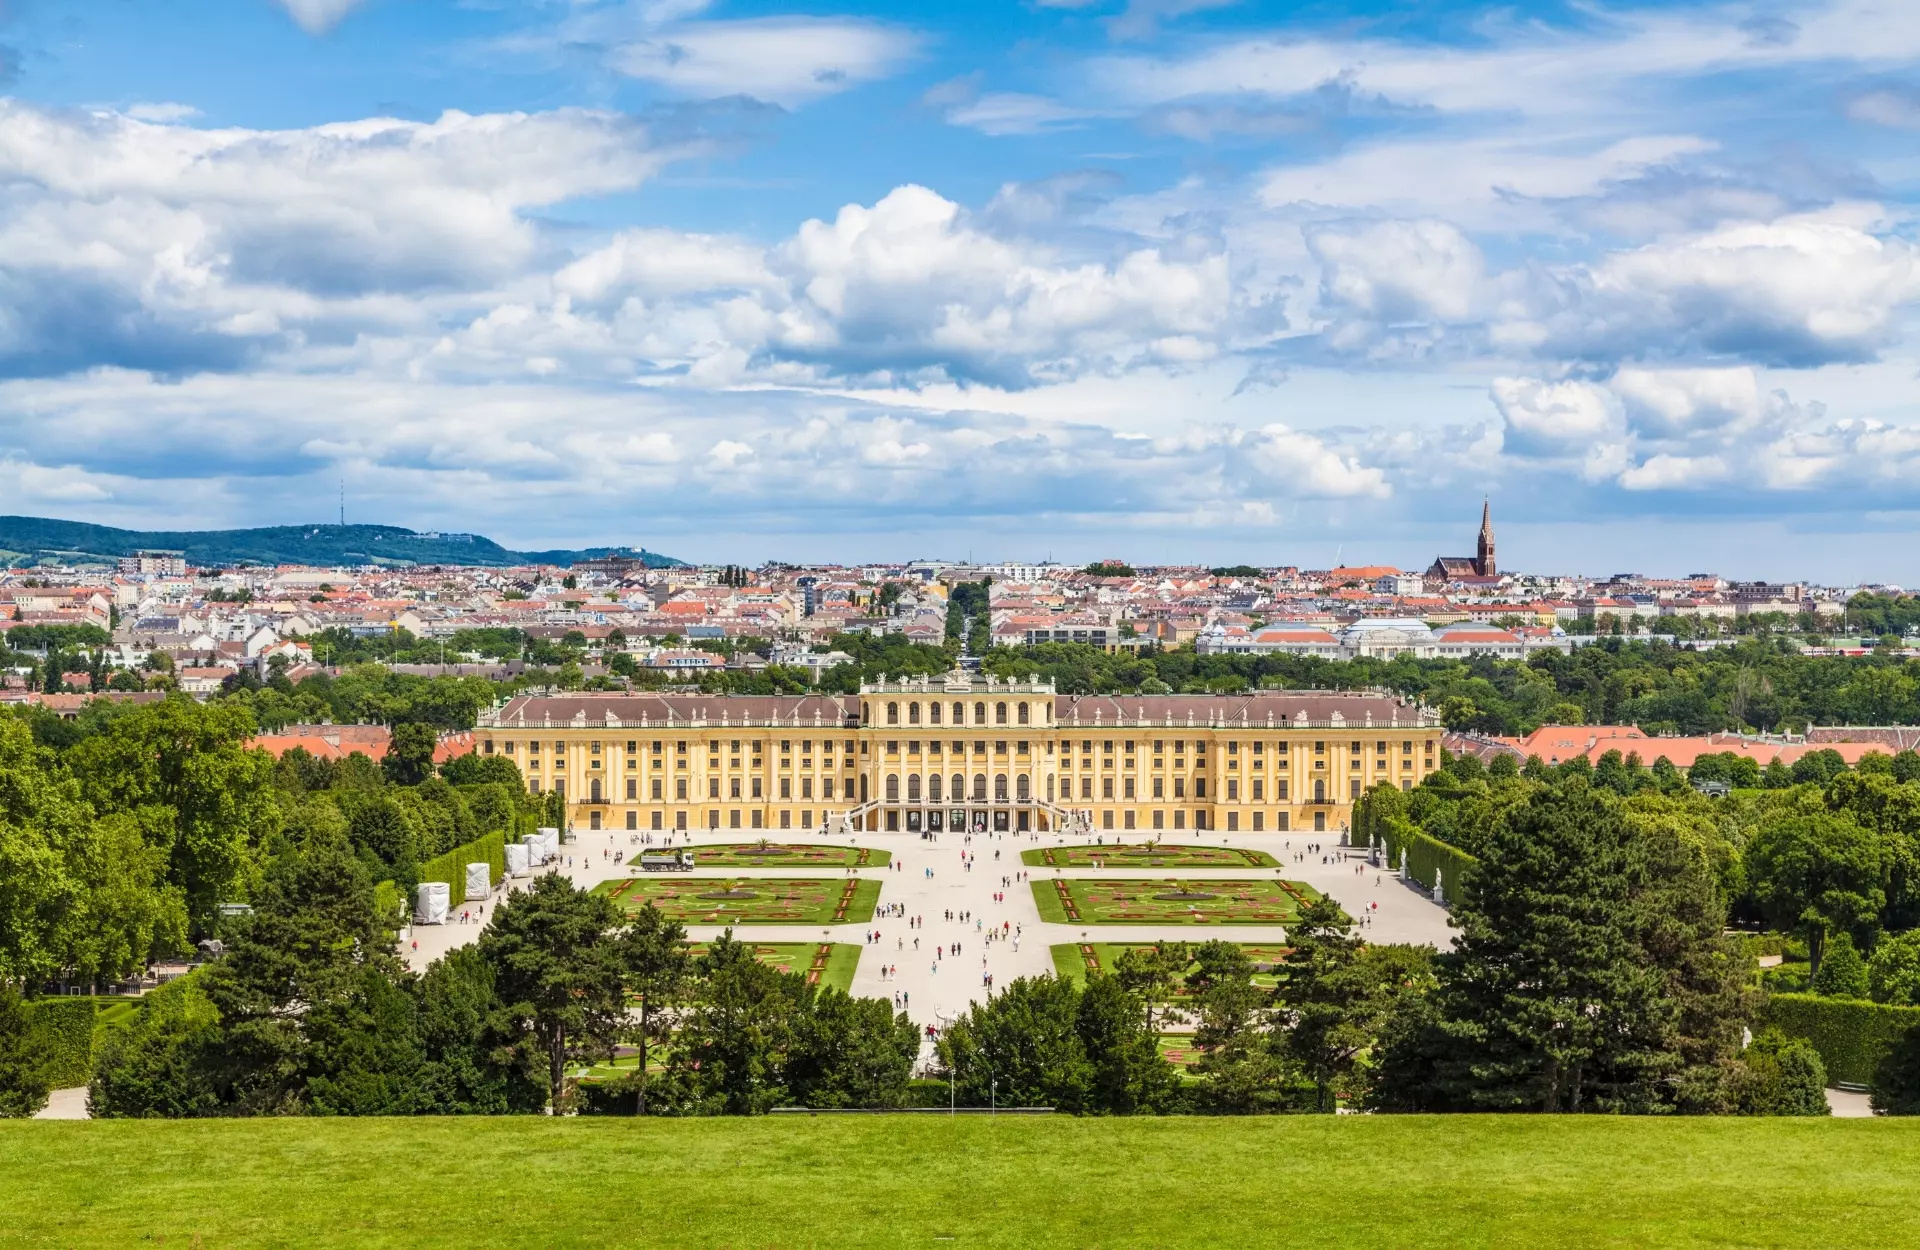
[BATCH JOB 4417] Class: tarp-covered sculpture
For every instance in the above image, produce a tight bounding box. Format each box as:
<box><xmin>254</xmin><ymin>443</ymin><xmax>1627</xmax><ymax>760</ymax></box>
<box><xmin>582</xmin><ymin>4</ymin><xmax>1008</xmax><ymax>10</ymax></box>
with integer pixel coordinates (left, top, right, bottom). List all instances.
<box><xmin>465</xmin><ymin>861</ymin><xmax>490</xmax><ymax>900</ymax></box>
<box><xmin>414</xmin><ymin>881</ymin><xmax>450</xmax><ymax>925</ymax></box>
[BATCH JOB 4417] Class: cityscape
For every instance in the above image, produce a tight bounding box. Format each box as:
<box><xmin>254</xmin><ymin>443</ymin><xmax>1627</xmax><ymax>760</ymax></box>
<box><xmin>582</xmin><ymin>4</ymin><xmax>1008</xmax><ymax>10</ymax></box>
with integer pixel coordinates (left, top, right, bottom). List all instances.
<box><xmin>7</xmin><ymin>0</ymin><xmax>1920</xmax><ymax>1243</ymax></box>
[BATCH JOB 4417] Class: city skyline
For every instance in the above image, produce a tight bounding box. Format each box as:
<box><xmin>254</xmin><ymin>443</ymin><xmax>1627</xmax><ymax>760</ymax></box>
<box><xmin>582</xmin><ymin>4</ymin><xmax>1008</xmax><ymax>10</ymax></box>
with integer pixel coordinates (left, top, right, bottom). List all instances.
<box><xmin>1</xmin><ymin>2</ymin><xmax>1919</xmax><ymax>575</ymax></box>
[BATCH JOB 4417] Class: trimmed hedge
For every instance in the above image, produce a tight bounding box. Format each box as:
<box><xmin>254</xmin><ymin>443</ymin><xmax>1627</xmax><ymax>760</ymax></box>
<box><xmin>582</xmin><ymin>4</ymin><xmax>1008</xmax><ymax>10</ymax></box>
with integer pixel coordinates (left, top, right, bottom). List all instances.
<box><xmin>25</xmin><ymin>997</ymin><xmax>98</xmax><ymax>1088</ymax></box>
<box><xmin>1379</xmin><ymin>821</ymin><xmax>1478</xmax><ymax>901</ymax></box>
<box><xmin>1757</xmin><ymin>993</ymin><xmax>1920</xmax><ymax>1086</ymax></box>
<box><xmin>418</xmin><ymin>830</ymin><xmax>507</xmax><ymax>906</ymax></box>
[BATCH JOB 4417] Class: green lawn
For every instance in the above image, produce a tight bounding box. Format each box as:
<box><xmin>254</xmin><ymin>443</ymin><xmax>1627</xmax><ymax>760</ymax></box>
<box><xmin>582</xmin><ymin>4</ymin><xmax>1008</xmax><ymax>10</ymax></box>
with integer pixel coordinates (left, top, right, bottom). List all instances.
<box><xmin>593</xmin><ymin>877</ymin><xmax>880</xmax><ymax>925</ymax></box>
<box><xmin>676</xmin><ymin>842</ymin><xmax>890</xmax><ymax>868</ymax></box>
<box><xmin>7</xmin><ymin>1118</ymin><xmax>1920</xmax><ymax>1247</ymax></box>
<box><xmin>1032</xmin><ymin>878</ymin><xmax>1319</xmax><ymax>925</ymax></box>
<box><xmin>1024</xmin><ymin>843</ymin><xmax>1278</xmax><ymax>869</ymax></box>
<box><xmin>1049</xmin><ymin>943</ymin><xmax>1291</xmax><ymax>989</ymax></box>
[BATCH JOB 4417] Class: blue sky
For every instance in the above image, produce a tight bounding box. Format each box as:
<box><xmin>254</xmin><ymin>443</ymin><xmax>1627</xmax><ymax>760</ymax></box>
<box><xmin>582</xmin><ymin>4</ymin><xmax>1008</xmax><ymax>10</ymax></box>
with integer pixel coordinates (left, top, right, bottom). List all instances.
<box><xmin>2</xmin><ymin>0</ymin><xmax>1920</xmax><ymax>577</ymax></box>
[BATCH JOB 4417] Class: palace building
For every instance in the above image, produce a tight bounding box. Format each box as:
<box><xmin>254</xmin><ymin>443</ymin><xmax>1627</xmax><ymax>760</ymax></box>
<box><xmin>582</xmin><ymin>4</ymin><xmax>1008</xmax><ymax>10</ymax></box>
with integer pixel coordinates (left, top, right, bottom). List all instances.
<box><xmin>472</xmin><ymin>673</ymin><xmax>1443</xmax><ymax>838</ymax></box>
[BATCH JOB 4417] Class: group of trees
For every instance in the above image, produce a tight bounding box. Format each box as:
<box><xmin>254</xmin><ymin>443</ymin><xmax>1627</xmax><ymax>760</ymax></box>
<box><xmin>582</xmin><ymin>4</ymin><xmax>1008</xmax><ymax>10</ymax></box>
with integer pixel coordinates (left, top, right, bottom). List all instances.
<box><xmin>77</xmin><ymin>841</ymin><xmax>920</xmax><ymax>1119</ymax></box>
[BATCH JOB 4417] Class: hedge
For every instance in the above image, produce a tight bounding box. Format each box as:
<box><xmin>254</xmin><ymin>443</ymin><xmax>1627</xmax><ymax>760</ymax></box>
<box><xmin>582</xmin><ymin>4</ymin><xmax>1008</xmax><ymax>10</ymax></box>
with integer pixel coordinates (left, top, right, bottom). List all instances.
<box><xmin>372</xmin><ymin>880</ymin><xmax>407</xmax><ymax>935</ymax></box>
<box><xmin>418</xmin><ymin>830</ymin><xmax>508</xmax><ymax>906</ymax></box>
<box><xmin>1379</xmin><ymin>821</ymin><xmax>1478</xmax><ymax>902</ymax></box>
<box><xmin>1757</xmin><ymin>993</ymin><xmax>1920</xmax><ymax>1087</ymax></box>
<box><xmin>25</xmin><ymin>997</ymin><xmax>98</xmax><ymax>1088</ymax></box>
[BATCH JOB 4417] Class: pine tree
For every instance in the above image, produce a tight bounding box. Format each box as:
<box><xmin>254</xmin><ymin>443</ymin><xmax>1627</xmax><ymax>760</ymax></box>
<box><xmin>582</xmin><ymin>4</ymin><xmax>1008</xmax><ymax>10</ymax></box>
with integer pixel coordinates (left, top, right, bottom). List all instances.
<box><xmin>1424</xmin><ymin>781</ymin><xmax>1677</xmax><ymax>1112</ymax></box>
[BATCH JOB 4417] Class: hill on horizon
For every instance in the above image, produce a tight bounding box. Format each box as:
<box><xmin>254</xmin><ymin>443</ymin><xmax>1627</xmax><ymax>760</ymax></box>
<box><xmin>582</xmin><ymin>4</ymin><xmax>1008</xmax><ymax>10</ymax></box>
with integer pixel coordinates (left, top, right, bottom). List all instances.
<box><xmin>0</xmin><ymin>516</ymin><xmax>684</xmax><ymax>571</ymax></box>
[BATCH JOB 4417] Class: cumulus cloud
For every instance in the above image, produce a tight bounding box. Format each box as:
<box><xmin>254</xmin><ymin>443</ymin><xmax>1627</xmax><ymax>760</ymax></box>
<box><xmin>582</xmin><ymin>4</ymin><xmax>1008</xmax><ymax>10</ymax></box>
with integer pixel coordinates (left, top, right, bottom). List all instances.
<box><xmin>606</xmin><ymin>18</ymin><xmax>918</xmax><ymax>106</ymax></box>
<box><xmin>0</xmin><ymin>101</ymin><xmax>689</xmax><ymax>375</ymax></box>
<box><xmin>1491</xmin><ymin>378</ymin><xmax>1622</xmax><ymax>455</ymax></box>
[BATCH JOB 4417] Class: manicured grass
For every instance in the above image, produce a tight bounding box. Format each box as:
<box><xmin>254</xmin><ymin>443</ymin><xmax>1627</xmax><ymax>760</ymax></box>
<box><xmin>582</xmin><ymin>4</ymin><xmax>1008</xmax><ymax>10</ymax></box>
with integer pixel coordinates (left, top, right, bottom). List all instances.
<box><xmin>683</xmin><ymin>941</ymin><xmax>863</xmax><ymax>993</ymax></box>
<box><xmin>678</xmin><ymin>842</ymin><xmax>890</xmax><ymax>868</ymax></box>
<box><xmin>1049</xmin><ymin>942</ymin><xmax>1291</xmax><ymax>989</ymax></box>
<box><xmin>1023</xmin><ymin>843</ymin><xmax>1278</xmax><ymax>869</ymax></box>
<box><xmin>8</xmin><ymin>1118</ymin><xmax>1920</xmax><ymax>1247</ymax></box>
<box><xmin>593</xmin><ymin>877</ymin><xmax>880</xmax><ymax>925</ymax></box>
<box><xmin>1032</xmin><ymin>878</ymin><xmax>1319</xmax><ymax>925</ymax></box>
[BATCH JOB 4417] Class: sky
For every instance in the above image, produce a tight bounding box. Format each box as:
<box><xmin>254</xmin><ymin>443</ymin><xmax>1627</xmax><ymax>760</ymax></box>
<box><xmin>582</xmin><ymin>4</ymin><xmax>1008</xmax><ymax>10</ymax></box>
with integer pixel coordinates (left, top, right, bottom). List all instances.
<box><xmin>1</xmin><ymin>0</ymin><xmax>1919</xmax><ymax>578</ymax></box>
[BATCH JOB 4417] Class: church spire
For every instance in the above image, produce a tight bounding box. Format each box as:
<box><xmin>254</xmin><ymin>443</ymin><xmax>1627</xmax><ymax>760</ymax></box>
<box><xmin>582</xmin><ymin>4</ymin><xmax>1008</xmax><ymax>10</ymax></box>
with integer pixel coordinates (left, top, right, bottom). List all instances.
<box><xmin>1477</xmin><ymin>497</ymin><xmax>1496</xmax><ymax>577</ymax></box>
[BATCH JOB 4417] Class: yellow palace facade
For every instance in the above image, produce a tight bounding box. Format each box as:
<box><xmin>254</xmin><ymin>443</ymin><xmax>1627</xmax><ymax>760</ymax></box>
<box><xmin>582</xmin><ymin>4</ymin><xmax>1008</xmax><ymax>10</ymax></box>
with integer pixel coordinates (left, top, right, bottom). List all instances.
<box><xmin>472</xmin><ymin>673</ymin><xmax>1443</xmax><ymax>838</ymax></box>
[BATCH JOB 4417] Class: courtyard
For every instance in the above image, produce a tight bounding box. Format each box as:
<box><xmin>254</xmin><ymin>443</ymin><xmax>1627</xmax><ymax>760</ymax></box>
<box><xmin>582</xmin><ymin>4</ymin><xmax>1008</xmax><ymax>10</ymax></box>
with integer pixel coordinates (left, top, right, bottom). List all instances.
<box><xmin>674</xmin><ymin>842</ymin><xmax>891</xmax><ymax>868</ymax></box>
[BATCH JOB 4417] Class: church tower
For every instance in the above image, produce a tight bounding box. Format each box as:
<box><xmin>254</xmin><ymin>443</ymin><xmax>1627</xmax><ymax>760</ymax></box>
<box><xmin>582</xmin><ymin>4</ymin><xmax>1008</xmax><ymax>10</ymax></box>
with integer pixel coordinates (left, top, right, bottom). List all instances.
<box><xmin>1476</xmin><ymin>498</ymin><xmax>1496</xmax><ymax>577</ymax></box>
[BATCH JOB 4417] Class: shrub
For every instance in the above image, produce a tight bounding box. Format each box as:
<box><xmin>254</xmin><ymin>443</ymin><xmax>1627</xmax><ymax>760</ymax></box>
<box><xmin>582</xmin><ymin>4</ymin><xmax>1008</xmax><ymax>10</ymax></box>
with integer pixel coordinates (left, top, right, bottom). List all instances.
<box><xmin>1758</xmin><ymin>992</ymin><xmax>1920</xmax><ymax>1086</ymax></box>
<box><xmin>1812</xmin><ymin>933</ymin><xmax>1870</xmax><ymax>999</ymax></box>
<box><xmin>1737</xmin><ymin>1028</ymin><xmax>1828</xmax><ymax>1115</ymax></box>
<box><xmin>0</xmin><ymin>986</ymin><xmax>53</xmax><ymax>1117</ymax></box>
<box><xmin>1872</xmin><ymin>1021</ymin><xmax>1920</xmax><ymax>1114</ymax></box>
<box><xmin>25</xmin><ymin>996</ymin><xmax>98</xmax><ymax>1088</ymax></box>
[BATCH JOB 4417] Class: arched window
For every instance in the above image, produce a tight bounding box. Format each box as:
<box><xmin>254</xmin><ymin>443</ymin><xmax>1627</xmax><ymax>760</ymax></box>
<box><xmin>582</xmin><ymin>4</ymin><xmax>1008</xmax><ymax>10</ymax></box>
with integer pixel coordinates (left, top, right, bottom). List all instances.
<box><xmin>1314</xmin><ymin>779</ymin><xmax>1325</xmax><ymax>802</ymax></box>
<box><xmin>590</xmin><ymin>778</ymin><xmax>602</xmax><ymax>802</ymax></box>
<box><xmin>995</xmin><ymin>702</ymin><xmax>1008</xmax><ymax>725</ymax></box>
<box><xmin>886</xmin><ymin>775</ymin><xmax>900</xmax><ymax>801</ymax></box>
<box><xmin>952</xmin><ymin>773</ymin><xmax>965</xmax><ymax>802</ymax></box>
<box><xmin>930</xmin><ymin>702</ymin><xmax>942</xmax><ymax>725</ymax></box>
<box><xmin>953</xmin><ymin>702</ymin><xmax>965</xmax><ymax>724</ymax></box>
<box><xmin>907</xmin><ymin>775</ymin><xmax>922</xmax><ymax>801</ymax></box>
<box><xmin>1017</xmin><ymin>703</ymin><xmax>1029</xmax><ymax>725</ymax></box>
<box><xmin>973</xmin><ymin>773</ymin><xmax>988</xmax><ymax>801</ymax></box>
<box><xmin>995</xmin><ymin>774</ymin><xmax>1009</xmax><ymax>801</ymax></box>
<box><xmin>862</xmin><ymin>702</ymin><xmax>870</xmax><ymax>724</ymax></box>
<box><xmin>908</xmin><ymin>702</ymin><xmax>921</xmax><ymax>725</ymax></box>
<box><xmin>859</xmin><ymin>775</ymin><xmax>868</xmax><ymax>802</ymax></box>
<box><xmin>1016</xmin><ymin>775</ymin><xmax>1030</xmax><ymax>801</ymax></box>
<box><xmin>1044</xmin><ymin>703</ymin><xmax>1052</xmax><ymax>724</ymax></box>
<box><xmin>1046</xmin><ymin>775</ymin><xmax>1055</xmax><ymax>801</ymax></box>
<box><xmin>974</xmin><ymin>702</ymin><xmax>987</xmax><ymax>725</ymax></box>
<box><xmin>887</xmin><ymin>702</ymin><xmax>899</xmax><ymax>725</ymax></box>
<box><xmin>929</xmin><ymin>774</ymin><xmax>943</xmax><ymax>802</ymax></box>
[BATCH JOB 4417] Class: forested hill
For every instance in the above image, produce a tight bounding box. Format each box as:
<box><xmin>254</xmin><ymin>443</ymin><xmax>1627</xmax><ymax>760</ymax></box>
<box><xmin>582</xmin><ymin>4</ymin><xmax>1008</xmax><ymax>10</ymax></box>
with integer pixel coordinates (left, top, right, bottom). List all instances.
<box><xmin>0</xmin><ymin>516</ymin><xmax>682</xmax><ymax>570</ymax></box>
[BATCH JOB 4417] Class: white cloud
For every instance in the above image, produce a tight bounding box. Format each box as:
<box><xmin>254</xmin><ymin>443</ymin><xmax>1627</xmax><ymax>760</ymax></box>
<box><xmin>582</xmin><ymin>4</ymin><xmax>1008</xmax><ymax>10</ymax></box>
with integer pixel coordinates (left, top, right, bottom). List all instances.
<box><xmin>942</xmin><ymin>94</ymin><xmax>1103</xmax><ymax>137</ymax></box>
<box><xmin>1491</xmin><ymin>378</ymin><xmax>1622</xmax><ymax>453</ymax></box>
<box><xmin>605</xmin><ymin>18</ymin><xmax>918</xmax><ymax>106</ymax></box>
<box><xmin>1308</xmin><ymin>219</ymin><xmax>1483</xmax><ymax>322</ymax></box>
<box><xmin>277</xmin><ymin>0</ymin><xmax>368</xmax><ymax>36</ymax></box>
<box><xmin>1850</xmin><ymin>87</ymin><xmax>1920</xmax><ymax>129</ymax></box>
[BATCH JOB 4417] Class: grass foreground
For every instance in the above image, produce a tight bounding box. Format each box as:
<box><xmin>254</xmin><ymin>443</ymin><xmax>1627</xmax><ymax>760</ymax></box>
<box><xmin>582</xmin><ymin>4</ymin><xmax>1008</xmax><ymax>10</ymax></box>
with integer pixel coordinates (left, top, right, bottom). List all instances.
<box><xmin>7</xmin><ymin>1117</ymin><xmax>1920</xmax><ymax>1247</ymax></box>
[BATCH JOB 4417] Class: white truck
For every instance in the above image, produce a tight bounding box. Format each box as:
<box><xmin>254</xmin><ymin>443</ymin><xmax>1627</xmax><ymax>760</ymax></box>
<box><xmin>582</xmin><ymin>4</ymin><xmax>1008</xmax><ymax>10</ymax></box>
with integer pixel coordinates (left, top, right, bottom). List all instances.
<box><xmin>640</xmin><ymin>850</ymin><xmax>696</xmax><ymax>872</ymax></box>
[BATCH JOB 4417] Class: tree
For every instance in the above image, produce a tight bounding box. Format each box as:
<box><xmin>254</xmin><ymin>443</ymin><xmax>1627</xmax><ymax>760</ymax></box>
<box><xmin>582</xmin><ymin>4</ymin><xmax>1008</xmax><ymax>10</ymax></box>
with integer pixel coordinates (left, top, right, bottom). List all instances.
<box><xmin>1114</xmin><ymin>941</ymin><xmax>1191</xmax><ymax>1035</ymax></box>
<box><xmin>787</xmin><ymin>988</ymin><xmax>919</xmax><ymax>1109</ymax></box>
<box><xmin>1274</xmin><ymin>900</ymin><xmax>1425</xmax><ymax>1113</ymax></box>
<box><xmin>479</xmin><ymin>875</ymin><xmax>630</xmax><ymax>1114</ymax></box>
<box><xmin>1076</xmin><ymin>973</ymin><xmax>1179</xmax><ymax>1114</ymax></box>
<box><xmin>0</xmin><ymin>984</ymin><xmax>51</xmax><ymax>1118</ymax></box>
<box><xmin>1869</xmin><ymin>931</ymin><xmax>1920</xmax><ymax>1005</ymax></box>
<box><xmin>1417</xmin><ymin>782</ymin><xmax>1677</xmax><ymax>1113</ymax></box>
<box><xmin>1812</xmin><ymin>932</ymin><xmax>1870</xmax><ymax>998</ymax></box>
<box><xmin>1187</xmin><ymin>940</ymin><xmax>1308</xmax><ymax>1113</ymax></box>
<box><xmin>383</xmin><ymin>721</ymin><xmax>439</xmax><ymax>786</ymax></box>
<box><xmin>671</xmin><ymin>932</ymin><xmax>808</xmax><ymax>1115</ymax></box>
<box><xmin>65</xmin><ymin>697</ymin><xmax>280</xmax><ymax>926</ymax></box>
<box><xmin>619</xmin><ymin>901</ymin><xmax>689</xmax><ymax>1114</ymax></box>
<box><xmin>938</xmin><ymin>976</ymin><xmax>1091</xmax><ymax>1112</ymax></box>
<box><xmin>1745</xmin><ymin>812</ymin><xmax>1891</xmax><ymax>981</ymax></box>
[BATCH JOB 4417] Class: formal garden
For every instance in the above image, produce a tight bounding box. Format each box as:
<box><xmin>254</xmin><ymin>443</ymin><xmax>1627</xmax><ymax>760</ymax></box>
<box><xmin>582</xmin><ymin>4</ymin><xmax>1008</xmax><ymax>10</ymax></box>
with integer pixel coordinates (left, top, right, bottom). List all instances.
<box><xmin>594</xmin><ymin>877</ymin><xmax>880</xmax><ymax>925</ymax></box>
<box><xmin>1031</xmin><ymin>877</ymin><xmax>1319</xmax><ymax>925</ymax></box>
<box><xmin>1022</xmin><ymin>843</ymin><xmax>1279</xmax><ymax>869</ymax></box>
<box><xmin>1050</xmin><ymin>942</ymin><xmax>1291</xmax><ymax>989</ymax></box>
<box><xmin>675</xmin><ymin>842</ymin><xmax>890</xmax><ymax>868</ymax></box>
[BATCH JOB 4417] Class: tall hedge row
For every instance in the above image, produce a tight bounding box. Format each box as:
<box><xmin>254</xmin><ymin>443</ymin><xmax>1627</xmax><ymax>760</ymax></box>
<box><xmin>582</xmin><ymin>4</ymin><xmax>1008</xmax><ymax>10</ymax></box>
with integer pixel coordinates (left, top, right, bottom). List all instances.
<box><xmin>25</xmin><ymin>997</ymin><xmax>98</xmax><ymax>1087</ymax></box>
<box><xmin>1757</xmin><ymin>993</ymin><xmax>1920</xmax><ymax>1086</ymax></box>
<box><xmin>1379</xmin><ymin>821</ymin><xmax>1479</xmax><ymax>900</ymax></box>
<box><xmin>418</xmin><ymin>830</ymin><xmax>507</xmax><ymax>905</ymax></box>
